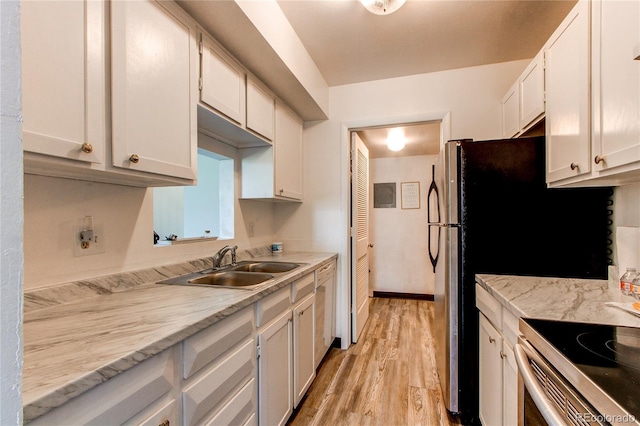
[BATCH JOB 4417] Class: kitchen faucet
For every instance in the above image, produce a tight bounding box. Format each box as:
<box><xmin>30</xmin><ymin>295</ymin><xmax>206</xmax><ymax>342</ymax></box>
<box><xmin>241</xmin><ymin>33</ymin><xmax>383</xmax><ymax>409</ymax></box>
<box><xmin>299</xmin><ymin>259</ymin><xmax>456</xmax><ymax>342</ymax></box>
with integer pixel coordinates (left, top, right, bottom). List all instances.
<box><xmin>212</xmin><ymin>245</ymin><xmax>238</xmax><ymax>269</ymax></box>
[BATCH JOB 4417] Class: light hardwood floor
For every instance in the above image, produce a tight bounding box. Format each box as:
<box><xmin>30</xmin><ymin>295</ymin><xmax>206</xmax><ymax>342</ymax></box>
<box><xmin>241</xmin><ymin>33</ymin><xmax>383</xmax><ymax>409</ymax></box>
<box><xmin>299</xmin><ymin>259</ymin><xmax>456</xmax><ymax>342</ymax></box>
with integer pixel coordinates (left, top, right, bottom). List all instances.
<box><xmin>288</xmin><ymin>297</ymin><xmax>464</xmax><ymax>426</ymax></box>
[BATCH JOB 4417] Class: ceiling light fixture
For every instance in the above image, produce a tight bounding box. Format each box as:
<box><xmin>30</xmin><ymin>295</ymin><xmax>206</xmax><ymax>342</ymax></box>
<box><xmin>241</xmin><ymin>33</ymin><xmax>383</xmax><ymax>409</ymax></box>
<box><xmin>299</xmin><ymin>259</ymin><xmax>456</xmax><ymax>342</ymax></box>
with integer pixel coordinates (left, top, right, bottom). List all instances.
<box><xmin>360</xmin><ymin>0</ymin><xmax>406</xmax><ymax>15</ymax></box>
<box><xmin>387</xmin><ymin>128</ymin><xmax>406</xmax><ymax>151</ymax></box>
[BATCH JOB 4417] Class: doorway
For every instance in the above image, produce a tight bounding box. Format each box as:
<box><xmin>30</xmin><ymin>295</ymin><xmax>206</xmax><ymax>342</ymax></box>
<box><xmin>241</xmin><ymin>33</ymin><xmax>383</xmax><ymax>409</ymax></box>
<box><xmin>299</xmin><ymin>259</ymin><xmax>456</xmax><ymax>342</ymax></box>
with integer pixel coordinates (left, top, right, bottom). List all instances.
<box><xmin>349</xmin><ymin>119</ymin><xmax>444</xmax><ymax>343</ymax></box>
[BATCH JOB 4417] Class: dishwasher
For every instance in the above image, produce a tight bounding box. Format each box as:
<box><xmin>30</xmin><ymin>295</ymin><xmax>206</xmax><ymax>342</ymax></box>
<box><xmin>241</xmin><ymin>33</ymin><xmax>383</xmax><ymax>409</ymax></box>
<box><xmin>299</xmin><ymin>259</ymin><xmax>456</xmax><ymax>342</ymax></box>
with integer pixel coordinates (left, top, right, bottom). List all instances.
<box><xmin>315</xmin><ymin>260</ymin><xmax>336</xmax><ymax>369</ymax></box>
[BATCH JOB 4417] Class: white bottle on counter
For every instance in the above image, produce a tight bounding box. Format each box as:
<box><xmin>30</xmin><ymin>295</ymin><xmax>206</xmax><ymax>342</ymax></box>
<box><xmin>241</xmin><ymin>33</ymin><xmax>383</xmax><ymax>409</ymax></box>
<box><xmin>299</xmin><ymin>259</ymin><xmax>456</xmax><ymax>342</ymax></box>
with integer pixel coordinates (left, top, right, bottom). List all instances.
<box><xmin>620</xmin><ymin>267</ymin><xmax>637</xmax><ymax>296</ymax></box>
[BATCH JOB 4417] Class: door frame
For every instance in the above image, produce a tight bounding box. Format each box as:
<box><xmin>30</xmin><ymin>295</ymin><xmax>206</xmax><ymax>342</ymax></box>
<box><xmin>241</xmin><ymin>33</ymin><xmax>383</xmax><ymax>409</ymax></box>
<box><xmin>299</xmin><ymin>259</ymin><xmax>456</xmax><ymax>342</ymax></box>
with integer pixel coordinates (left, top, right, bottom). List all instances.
<box><xmin>341</xmin><ymin>112</ymin><xmax>451</xmax><ymax>348</ymax></box>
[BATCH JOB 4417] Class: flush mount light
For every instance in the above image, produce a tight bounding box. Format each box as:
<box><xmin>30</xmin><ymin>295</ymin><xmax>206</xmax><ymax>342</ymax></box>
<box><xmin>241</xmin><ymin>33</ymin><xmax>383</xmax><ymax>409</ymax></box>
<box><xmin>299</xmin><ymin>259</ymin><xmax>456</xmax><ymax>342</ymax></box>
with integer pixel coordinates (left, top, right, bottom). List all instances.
<box><xmin>387</xmin><ymin>128</ymin><xmax>406</xmax><ymax>151</ymax></box>
<box><xmin>360</xmin><ymin>0</ymin><xmax>406</xmax><ymax>15</ymax></box>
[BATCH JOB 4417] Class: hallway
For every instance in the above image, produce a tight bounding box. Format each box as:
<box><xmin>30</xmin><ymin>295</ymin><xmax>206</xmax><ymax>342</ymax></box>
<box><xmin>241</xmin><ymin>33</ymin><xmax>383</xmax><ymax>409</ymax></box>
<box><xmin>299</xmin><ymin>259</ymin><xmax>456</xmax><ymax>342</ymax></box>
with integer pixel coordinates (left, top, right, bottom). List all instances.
<box><xmin>288</xmin><ymin>297</ymin><xmax>463</xmax><ymax>425</ymax></box>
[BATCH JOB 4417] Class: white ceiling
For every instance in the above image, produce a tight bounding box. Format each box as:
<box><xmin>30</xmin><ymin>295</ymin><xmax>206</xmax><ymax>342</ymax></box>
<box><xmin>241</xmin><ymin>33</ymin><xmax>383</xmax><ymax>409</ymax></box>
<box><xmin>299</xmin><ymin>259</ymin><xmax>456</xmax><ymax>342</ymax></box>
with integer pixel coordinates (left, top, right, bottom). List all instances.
<box><xmin>276</xmin><ymin>0</ymin><xmax>576</xmax><ymax>86</ymax></box>
<box><xmin>357</xmin><ymin>121</ymin><xmax>441</xmax><ymax>158</ymax></box>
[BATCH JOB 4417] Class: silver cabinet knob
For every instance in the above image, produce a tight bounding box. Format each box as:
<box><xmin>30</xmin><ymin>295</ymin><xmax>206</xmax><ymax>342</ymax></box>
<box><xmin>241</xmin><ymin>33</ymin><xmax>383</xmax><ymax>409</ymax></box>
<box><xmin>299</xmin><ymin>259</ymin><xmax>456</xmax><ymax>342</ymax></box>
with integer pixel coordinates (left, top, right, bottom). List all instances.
<box><xmin>594</xmin><ymin>155</ymin><xmax>605</xmax><ymax>165</ymax></box>
<box><xmin>570</xmin><ymin>162</ymin><xmax>579</xmax><ymax>171</ymax></box>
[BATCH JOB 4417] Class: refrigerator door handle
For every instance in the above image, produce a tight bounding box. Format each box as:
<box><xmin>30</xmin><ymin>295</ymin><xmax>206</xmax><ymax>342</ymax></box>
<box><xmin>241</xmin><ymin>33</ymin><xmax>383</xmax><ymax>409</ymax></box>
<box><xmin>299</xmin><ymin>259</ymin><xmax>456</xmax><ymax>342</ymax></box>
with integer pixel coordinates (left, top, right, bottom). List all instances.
<box><xmin>427</xmin><ymin>165</ymin><xmax>441</xmax><ymax>272</ymax></box>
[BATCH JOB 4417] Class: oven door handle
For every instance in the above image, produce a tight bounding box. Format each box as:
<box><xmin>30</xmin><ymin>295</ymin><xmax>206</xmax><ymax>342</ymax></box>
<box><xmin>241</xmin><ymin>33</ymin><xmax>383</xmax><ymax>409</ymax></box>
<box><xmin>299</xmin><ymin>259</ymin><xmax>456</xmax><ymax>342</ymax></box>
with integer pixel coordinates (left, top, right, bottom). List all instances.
<box><xmin>515</xmin><ymin>342</ymin><xmax>567</xmax><ymax>426</ymax></box>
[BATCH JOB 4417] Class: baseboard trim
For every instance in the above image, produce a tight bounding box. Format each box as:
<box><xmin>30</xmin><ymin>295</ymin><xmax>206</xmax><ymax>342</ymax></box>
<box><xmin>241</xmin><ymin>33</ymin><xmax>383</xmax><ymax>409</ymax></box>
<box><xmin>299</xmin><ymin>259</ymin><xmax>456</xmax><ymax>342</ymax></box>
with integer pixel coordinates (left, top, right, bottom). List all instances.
<box><xmin>373</xmin><ymin>291</ymin><xmax>434</xmax><ymax>301</ymax></box>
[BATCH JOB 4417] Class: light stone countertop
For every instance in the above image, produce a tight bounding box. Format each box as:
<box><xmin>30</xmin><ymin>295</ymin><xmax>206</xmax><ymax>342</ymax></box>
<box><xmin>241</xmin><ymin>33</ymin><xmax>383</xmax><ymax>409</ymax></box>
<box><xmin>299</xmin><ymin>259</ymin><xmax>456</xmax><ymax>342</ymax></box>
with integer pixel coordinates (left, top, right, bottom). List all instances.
<box><xmin>23</xmin><ymin>250</ymin><xmax>337</xmax><ymax>422</ymax></box>
<box><xmin>476</xmin><ymin>274</ymin><xmax>640</xmax><ymax>328</ymax></box>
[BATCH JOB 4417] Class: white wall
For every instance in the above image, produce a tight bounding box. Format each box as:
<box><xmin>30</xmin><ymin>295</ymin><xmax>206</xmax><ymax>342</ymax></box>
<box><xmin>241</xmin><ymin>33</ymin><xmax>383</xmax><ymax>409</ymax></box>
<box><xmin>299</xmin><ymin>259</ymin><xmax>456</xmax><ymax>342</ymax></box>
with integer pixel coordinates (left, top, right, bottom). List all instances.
<box><xmin>24</xmin><ymin>139</ymin><xmax>278</xmax><ymax>290</ymax></box>
<box><xmin>369</xmin><ymin>155</ymin><xmax>437</xmax><ymax>295</ymax></box>
<box><xmin>0</xmin><ymin>0</ymin><xmax>24</xmax><ymax>423</ymax></box>
<box><xmin>613</xmin><ymin>183</ymin><xmax>640</xmax><ymax>274</ymax></box>
<box><xmin>277</xmin><ymin>60</ymin><xmax>529</xmax><ymax>346</ymax></box>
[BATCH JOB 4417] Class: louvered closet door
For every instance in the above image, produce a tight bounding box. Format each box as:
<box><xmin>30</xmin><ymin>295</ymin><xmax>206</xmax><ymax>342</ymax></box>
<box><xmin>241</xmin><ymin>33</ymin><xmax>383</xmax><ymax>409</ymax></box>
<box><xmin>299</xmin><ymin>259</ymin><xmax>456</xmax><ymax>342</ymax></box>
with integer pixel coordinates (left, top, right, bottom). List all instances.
<box><xmin>351</xmin><ymin>132</ymin><xmax>370</xmax><ymax>342</ymax></box>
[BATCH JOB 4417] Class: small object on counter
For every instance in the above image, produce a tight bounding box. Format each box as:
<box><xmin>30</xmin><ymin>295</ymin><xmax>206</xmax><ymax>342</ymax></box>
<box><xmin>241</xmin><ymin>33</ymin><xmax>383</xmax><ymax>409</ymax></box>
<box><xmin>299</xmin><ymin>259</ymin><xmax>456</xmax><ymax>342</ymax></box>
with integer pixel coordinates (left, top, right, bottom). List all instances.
<box><xmin>620</xmin><ymin>267</ymin><xmax>637</xmax><ymax>296</ymax></box>
<box><xmin>633</xmin><ymin>276</ymin><xmax>640</xmax><ymax>300</ymax></box>
<box><xmin>165</xmin><ymin>234</ymin><xmax>178</xmax><ymax>241</ymax></box>
<box><xmin>154</xmin><ymin>231</ymin><xmax>159</xmax><ymax>245</ymax></box>
<box><xmin>605</xmin><ymin>301</ymin><xmax>640</xmax><ymax>317</ymax></box>
<box><xmin>272</xmin><ymin>242</ymin><xmax>283</xmax><ymax>253</ymax></box>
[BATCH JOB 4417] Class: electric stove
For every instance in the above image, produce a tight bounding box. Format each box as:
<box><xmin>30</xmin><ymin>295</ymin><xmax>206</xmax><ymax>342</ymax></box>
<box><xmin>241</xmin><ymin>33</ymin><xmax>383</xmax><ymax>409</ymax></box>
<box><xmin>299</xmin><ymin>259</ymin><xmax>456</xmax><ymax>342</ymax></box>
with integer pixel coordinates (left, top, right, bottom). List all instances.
<box><xmin>519</xmin><ymin>318</ymin><xmax>640</xmax><ymax>425</ymax></box>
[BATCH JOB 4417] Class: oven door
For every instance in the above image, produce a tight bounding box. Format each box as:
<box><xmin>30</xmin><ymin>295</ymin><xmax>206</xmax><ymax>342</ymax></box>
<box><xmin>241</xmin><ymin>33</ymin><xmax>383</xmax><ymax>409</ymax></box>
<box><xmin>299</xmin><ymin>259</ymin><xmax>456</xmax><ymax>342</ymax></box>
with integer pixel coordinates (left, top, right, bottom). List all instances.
<box><xmin>515</xmin><ymin>338</ymin><xmax>606</xmax><ymax>426</ymax></box>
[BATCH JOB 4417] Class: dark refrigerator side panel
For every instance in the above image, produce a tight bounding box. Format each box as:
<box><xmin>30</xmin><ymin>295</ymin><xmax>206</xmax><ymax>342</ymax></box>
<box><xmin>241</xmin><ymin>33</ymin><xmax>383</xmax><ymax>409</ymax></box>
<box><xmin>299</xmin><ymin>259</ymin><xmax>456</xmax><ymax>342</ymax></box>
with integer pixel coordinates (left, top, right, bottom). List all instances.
<box><xmin>454</xmin><ymin>136</ymin><xmax>612</xmax><ymax>423</ymax></box>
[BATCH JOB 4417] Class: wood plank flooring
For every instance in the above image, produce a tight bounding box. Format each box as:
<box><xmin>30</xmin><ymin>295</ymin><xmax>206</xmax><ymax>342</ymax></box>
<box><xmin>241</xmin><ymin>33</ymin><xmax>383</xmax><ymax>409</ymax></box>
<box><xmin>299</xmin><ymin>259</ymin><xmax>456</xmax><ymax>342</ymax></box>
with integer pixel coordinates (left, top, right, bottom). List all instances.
<box><xmin>288</xmin><ymin>297</ymin><xmax>464</xmax><ymax>426</ymax></box>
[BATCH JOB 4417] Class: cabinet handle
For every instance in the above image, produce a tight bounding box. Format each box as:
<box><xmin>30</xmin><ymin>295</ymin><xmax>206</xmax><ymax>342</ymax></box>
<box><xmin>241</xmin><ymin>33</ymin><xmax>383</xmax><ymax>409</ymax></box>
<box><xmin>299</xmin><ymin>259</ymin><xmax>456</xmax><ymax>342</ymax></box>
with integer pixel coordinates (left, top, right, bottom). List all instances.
<box><xmin>500</xmin><ymin>351</ymin><xmax>506</xmax><ymax>359</ymax></box>
<box><xmin>570</xmin><ymin>162</ymin><xmax>579</xmax><ymax>171</ymax></box>
<box><xmin>368</xmin><ymin>243</ymin><xmax>374</xmax><ymax>248</ymax></box>
<box><xmin>594</xmin><ymin>155</ymin><xmax>605</xmax><ymax>165</ymax></box>
<box><xmin>158</xmin><ymin>420</ymin><xmax>170</xmax><ymax>426</ymax></box>
<box><xmin>80</xmin><ymin>142</ymin><xmax>93</xmax><ymax>154</ymax></box>
<box><xmin>279</xmin><ymin>188</ymin><xmax>284</xmax><ymax>194</ymax></box>
<box><xmin>489</xmin><ymin>336</ymin><xmax>495</xmax><ymax>343</ymax></box>
<box><xmin>129</xmin><ymin>154</ymin><xmax>140</xmax><ymax>164</ymax></box>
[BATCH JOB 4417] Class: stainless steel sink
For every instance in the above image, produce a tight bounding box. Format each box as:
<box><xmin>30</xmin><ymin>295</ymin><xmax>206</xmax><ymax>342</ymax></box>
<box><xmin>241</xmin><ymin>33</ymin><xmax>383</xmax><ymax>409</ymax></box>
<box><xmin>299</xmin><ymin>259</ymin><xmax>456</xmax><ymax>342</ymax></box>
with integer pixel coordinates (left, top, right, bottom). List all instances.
<box><xmin>189</xmin><ymin>271</ymin><xmax>274</xmax><ymax>288</ymax></box>
<box><xmin>157</xmin><ymin>260</ymin><xmax>303</xmax><ymax>289</ymax></box>
<box><xmin>230</xmin><ymin>261</ymin><xmax>300</xmax><ymax>273</ymax></box>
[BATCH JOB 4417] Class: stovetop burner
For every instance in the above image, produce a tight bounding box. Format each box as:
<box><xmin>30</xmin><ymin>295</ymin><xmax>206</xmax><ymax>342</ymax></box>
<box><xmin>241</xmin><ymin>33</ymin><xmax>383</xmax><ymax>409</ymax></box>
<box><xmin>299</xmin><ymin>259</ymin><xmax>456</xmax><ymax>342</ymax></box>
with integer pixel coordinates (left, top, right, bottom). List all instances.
<box><xmin>577</xmin><ymin>331</ymin><xmax>640</xmax><ymax>371</ymax></box>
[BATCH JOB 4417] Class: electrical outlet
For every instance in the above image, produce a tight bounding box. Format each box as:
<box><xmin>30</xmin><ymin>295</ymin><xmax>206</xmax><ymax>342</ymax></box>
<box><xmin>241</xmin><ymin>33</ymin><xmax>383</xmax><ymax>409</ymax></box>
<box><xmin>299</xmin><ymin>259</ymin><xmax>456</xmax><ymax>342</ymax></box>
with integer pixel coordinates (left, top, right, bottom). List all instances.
<box><xmin>248</xmin><ymin>222</ymin><xmax>255</xmax><ymax>237</ymax></box>
<box><xmin>74</xmin><ymin>224</ymin><xmax>105</xmax><ymax>257</ymax></box>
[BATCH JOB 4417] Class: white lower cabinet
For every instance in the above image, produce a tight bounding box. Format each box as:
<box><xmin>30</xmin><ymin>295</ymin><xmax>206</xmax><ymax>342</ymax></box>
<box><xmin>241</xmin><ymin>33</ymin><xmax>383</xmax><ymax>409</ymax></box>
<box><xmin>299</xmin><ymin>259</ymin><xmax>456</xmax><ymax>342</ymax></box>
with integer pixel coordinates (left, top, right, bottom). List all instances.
<box><xmin>293</xmin><ymin>293</ymin><xmax>316</xmax><ymax>408</ymax></box>
<box><xmin>476</xmin><ymin>284</ymin><xmax>519</xmax><ymax>426</ymax></box>
<box><xmin>257</xmin><ymin>308</ymin><xmax>293</xmax><ymax>426</ymax></box>
<box><xmin>479</xmin><ymin>314</ymin><xmax>502</xmax><ymax>426</ymax></box>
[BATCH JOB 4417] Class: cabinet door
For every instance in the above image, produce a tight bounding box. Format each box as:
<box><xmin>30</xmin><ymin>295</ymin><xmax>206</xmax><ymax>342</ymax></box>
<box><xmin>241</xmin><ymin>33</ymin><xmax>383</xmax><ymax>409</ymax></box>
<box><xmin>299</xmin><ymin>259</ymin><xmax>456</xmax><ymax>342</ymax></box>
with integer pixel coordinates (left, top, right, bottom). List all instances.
<box><xmin>201</xmin><ymin>35</ymin><xmax>246</xmax><ymax>126</ymax></box>
<box><xmin>21</xmin><ymin>0</ymin><xmax>104</xmax><ymax>165</ymax></box>
<box><xmin>293</xmin><ymin>294</ymin><xmax>315</xmax><ymax>407</ymax></box>
<box><xmin>593</xmin><ymin>0</ymin><xmax>640</xmax><ymax>171</ymax></box>
<box><xmin>545</xmin><ymin>0</ymin><xmax>591</xmax><ymax>183</ymax></box>
<box><xmin>519</xmin><ymin>51</ymin><xmax>545</xmax><ymax>130</ymax></box>
<box><xmin>111</xmin><ymin>0</ymin><xmax>197</xmax><ymax>180</ymax></box>
<box><xmin>274</xmin><ymin>103</ymin><xmax>303</xmax><ymax>200</ymax></box>
<box><xmin>501</xmin><ymin>81</ymin><xmax>520</xmax><ymax>139</ymax></box>
<box><xmin>502</xmin><ymin>342</ymin><xmax>518</xmax><ymax>426</ymax></box>
<box><xmin>479</xmin><ymin>314</ymin><xmax>503</xmax><ymax>426</ymax></box>
<box><xmin>247</xmin><ymin>76</ymin><xmax>275</xmax><ymax>142</ymax></box>
<box><xmin>258</xmin><ymin>309</ymin><xmax>293</xmax><ymax>426</ymax></box>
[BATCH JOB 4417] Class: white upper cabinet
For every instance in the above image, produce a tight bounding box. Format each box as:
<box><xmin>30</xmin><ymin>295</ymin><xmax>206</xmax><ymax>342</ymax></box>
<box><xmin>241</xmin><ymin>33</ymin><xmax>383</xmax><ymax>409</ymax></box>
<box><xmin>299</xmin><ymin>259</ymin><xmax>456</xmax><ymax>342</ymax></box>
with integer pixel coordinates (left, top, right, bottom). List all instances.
<box><xmin>111</xmin><ymin>0</ymin><xmax>197</xmax><ymax>181</ymax></box>
<box><xmin>547</xmin><ymin>0</ymin><xmax>640</xmax><ymax>187</ymax></box>
<box><xmin>499</xmin><ymin>49</ymin><xmax>544</xmax><ymax>139</ymax></box>
<box><xmin>200</xmin><ymin>34</ymin><xmax>246</xmax><ymax>126</ymax></box>
<box><xmin>545</xmin><ymin>0</ymin><xmax>591</xmax><ymax>184</ymax></box>
<box><xmin>21</xmin><ymin>0</ymin><xmax>105</xmax><ymax>166</ymax></box>
<box><xmin>500</xmin><ymin>81</ymin><xmax>519</xmax><ymax>139</ymax></box>
<box><xmin>591</xmin><ymin>0</ymin><xmax>640</xmax><ymax>173</ymax></box>
<box><xmin>519</xmin><ymin>50</ymin><xmax>545</xmax><ymax>130</ymax></box>
<box><xmin>274</xmin><ymin>102</ymin><xmax>304</xmax><ymax>200</ymax></box>
<box><xmin>22</xmin><ymin>0</ymin><xmax>199</xmax><ymax>187</ymax></box>
<box><xmin>247</xmin><ymin>76</ymin><xmax>276</xmax><ymax>142</ymax></box>
<box><xmin>197</xmin><ymin>34</ymin><xmax>274</xmax><ymax>148</ymax></box>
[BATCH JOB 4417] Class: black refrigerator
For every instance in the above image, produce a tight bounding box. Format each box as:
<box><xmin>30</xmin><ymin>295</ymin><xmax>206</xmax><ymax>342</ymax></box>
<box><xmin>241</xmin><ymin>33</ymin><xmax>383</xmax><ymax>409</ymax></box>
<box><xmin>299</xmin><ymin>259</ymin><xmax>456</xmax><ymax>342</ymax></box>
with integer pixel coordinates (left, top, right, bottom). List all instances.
<box><xmin>426</xmin><ymin>137</ymin><xmax>612</xmax><ymax>424</ymax></box>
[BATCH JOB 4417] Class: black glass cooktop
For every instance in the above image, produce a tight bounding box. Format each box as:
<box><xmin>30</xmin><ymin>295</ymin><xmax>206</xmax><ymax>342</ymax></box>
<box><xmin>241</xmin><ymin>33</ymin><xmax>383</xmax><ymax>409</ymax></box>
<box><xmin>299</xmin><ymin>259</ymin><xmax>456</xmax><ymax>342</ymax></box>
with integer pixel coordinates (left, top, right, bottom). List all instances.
<box><xmin>523</xmin><ymin>318</ymin><xmax>640</xmax><ymax>422</ymax></box>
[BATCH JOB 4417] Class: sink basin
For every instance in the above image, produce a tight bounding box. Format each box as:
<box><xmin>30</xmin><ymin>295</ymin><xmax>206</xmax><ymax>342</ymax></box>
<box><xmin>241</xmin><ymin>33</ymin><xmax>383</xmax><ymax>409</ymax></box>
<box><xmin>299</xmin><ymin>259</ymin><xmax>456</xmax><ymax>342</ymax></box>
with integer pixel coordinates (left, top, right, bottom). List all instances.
<box><xmin>230</xmin><ymin>261</ymin><xmax>300</xmax><ymax>273</ymax></box>
<box><xmin>157</xmin><ymin>260</ymin><xmax>303</xmax><ymax>289</ymax></box>
<box><xmin>188</xmin><ymin>271</ymin><xmax>274</xmax><ymax>288</ymax></box>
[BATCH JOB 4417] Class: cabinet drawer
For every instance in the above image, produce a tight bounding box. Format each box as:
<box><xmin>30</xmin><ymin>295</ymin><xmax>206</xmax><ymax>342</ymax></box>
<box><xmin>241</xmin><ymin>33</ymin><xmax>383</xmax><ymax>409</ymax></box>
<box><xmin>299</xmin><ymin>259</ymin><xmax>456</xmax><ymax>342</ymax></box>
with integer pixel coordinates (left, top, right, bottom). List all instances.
<box><xmin>29</xmin><ymin>348</ymin><xmax>174</xmax><ymax>426</ymax></box>
<box><xmin>183</xmin><ymin>306</ymin><xmax>254</xmax><ymax>379</ymax></box>
<box><xmin>129</xmin><ymin>399</ymin><xmax>177</xmax><ymax>426</ymax></box>
<box><xmin>204</xmin><ymin>377</ymin><xmax>256</xmax><ymax>426</ymax></box>
<box><xmin>292</xmin><ymin>273</ymin><xmax>315</xmax><ymax>303</ymax></box>
<box><xmin>182</xmin><ymin>338</ymin><xmax>255</xmax><ymax>426</ymax></box>
<box><xmin>475</xmin><ymin>284</ymin><xmax>502</xmax><ymax>330</ymax></box>
<box><xmin>256</xmin><ymin>285</ymin><xmax>290</xmax><ymax>327</ymax></box>
<box><xmin>316</xmin><ymin>261</ymin><xmax>336</xmax><ymax>287</ymax></box>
